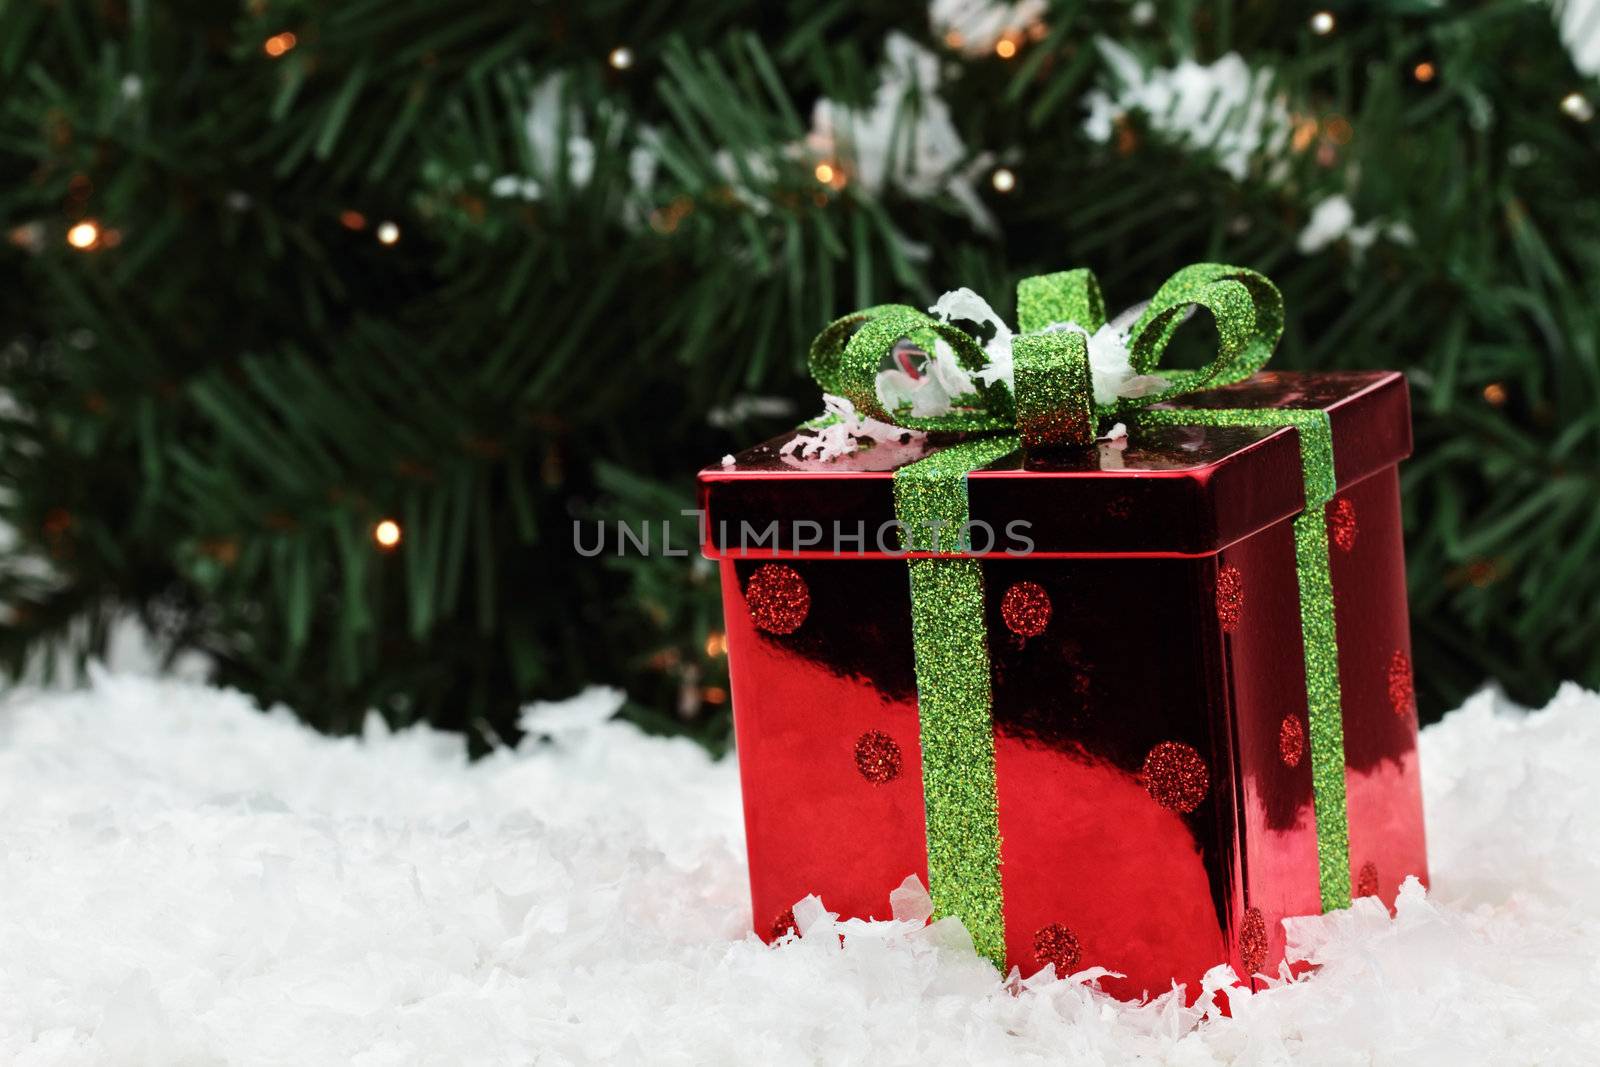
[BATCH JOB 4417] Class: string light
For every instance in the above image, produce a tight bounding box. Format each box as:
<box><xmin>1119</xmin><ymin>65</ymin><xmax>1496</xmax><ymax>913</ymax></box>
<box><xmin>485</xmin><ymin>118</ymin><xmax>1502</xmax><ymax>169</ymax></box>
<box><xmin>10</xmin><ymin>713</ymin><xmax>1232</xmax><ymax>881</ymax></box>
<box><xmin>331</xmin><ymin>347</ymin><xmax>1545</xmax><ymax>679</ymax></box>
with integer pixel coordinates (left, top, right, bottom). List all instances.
<box><xmin>814</xmin><ymin>162</ymin><xmax>850</xmax><ymax>190</ymax></box>
<box><xmin>1309</xmin><ymin>11</ymin><xmax>1335</xmax><ymax>35</ymax></box>
<box><xmin>995</xmin><ymin>37</ymin><xmax>1018</xmax><ymax>59</ymax></box>
<box><xmin>608</xmin><ymin>46</ymin><xmax>633</xmax><ymax>70</ymax></box>
<box><xmin>1561</xmin><ymin>92</ymin><xmax>1594</xmax><ymax>122</ymax></box>
<box><xmin>263</xmin><ymin>32</ymin><xmax>297</xmax><ymax>57</ymax></box>
<box><xmin>991</xmin><ymin>167</ymin><xmax>1016</xmax><ymax>193</ymax></box>
<box><xmin>1482</xmin><ymin>382</ymin><xmax>1507</xmax><ymax>407</ymax></box>
<box><xmin>376</xmin><ymin>220</ymin><xmax>400</xmax><ymax>245</ymax></box>
<box><xmin>339</xmin><ymin>210</ymin><xmax>367</xmax><ymax>230</ymax></box>
<box><xmin>1291</xmin><ymin>116</ymin><xmax>1319</xmax><ymax>152</ymax></box>
<box><xmin>373</xmin><ymin>519</ymin><xmax>402</xmax><ymax>549</ymax></box>
<box><xmin>705</xmin><ymin>631</ymin><xmax>726</xmax><ymax>657</ymax></box>
<box><xmin>1413</xmin><ymin>61</ymin><xmax>1436</xmax><ymax>83</ymax></box>
<box><xmin>66</xmin><ymin>221</ymin><xmax>100</xmax><ymax>250</ymax></box>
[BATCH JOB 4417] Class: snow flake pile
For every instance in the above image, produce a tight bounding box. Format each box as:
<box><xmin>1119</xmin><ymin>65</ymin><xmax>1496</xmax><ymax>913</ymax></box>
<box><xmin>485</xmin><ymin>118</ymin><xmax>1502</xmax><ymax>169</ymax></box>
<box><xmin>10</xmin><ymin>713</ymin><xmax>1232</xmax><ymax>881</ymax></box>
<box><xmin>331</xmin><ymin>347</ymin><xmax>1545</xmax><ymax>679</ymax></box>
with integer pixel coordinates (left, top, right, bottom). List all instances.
<box><xmin>2</xmin><ymin>673</ymin><xmax>1599</xmax><ymax>1064</ymax></box>
<box><xmin>785</xmin><ymin>394</ymin><xmax>912</xmax><ymax>462</ymax></box>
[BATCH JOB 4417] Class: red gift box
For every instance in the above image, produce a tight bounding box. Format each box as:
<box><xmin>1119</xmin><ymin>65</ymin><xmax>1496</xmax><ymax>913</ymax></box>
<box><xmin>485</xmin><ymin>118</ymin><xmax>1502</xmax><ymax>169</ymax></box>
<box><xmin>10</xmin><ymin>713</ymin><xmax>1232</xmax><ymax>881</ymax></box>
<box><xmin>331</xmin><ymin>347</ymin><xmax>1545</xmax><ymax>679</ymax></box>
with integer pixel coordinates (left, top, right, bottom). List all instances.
<box><xmin>694</xmin><ymin>267</ymin><xmax>1433</xmax><ymax>1004</ymax></box>
<box><xmin>699</xmin><ymin>268</ymin><xmax>1427</xmax><ymax>1001</ymax></box>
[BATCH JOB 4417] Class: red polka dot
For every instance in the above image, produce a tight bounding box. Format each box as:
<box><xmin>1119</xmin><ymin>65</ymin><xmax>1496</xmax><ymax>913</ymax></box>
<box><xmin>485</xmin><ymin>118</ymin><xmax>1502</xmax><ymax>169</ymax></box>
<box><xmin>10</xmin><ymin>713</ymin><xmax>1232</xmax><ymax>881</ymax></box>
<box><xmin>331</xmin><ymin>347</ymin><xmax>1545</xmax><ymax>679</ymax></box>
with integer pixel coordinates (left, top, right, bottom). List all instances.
<box><xmin>853</xmin><ymin>730</ymin><xmax>903</xmax><ymax>784</ymax></box>
<box><xmin>1033</xmin><ymin>923</ymin><xmax>1081</xmax><ymax>974</ymax></box>
<box><xmin>1141</xmin><ymin>741</ymin><xmax>1210</xmax><ymax>813</ymax></box>
<box><xmin>769</xmin><ymin>906</ymin><xmax>797</xmax><ymax>940</ymax></box>
<box><xmin>1279</xmin><ymin>715</ymin><xmax>1305</xmax><ymax>768</ymax></box>
<box><xmin>746</xmin><ymin>564</ymin><xmax>810</xmax><ymax>634</ymax></box>
<box><xmin>1387</xmin><ymin>650</ymin><xmax>1416</xmax><ymax>718</ymax></box>
<box><xmin>1356</xmin><ymin>861</ymin><xmax>1380</xmax><ymax>899</ymax></box>
<box><xmin>1000</xmin><ymin>580</ymin><xmax>1051</xmax><ymax>638</ymax></box>
<box><xmin>1328</xmin><ymin>497</ymin><xmax>1358</xmax><ymax>553</ymax></box>
<box><xmin>1215</xmin><ymin>564</ymin><xmax>1244</xmax><ymax>633</ymax></box>
<box><xmin>1239</xmin><ymin>907</ymin><xmax>1268</xmax><ymax>975</ymax></box>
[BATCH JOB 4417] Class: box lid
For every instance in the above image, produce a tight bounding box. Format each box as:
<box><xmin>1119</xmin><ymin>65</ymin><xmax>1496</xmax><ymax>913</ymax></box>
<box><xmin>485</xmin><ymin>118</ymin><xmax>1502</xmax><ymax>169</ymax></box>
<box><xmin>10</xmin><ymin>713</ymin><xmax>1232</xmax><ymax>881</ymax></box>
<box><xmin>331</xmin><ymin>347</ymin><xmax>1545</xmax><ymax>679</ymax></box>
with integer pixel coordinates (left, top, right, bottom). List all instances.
<box><xmin>698</xmin><ymin>370</ymin><xmax>1410</xmax><ymax>559</ymax></box>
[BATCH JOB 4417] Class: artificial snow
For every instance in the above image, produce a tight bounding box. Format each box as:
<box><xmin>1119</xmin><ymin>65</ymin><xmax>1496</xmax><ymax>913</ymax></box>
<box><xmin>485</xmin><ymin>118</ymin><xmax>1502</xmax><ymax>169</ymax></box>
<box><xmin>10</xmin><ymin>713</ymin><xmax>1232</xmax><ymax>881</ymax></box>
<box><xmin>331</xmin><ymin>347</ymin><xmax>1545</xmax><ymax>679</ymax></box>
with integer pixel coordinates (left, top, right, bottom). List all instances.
<box><xmin>805</xmin><ymin>33</ymin><xmax>998</xmax><ymax>236</ymax></box>
<box><xmin>785</xmin><ymin>395</ymin><xmax>914</xmax><ymax>462</ymax></box>
<box><xmin>1558</xmin><ymin>0</ymin><xmax>1600</xmax><ymax>78</ymax></box>
<box><xmin>2</xmin><ymin>673</ymin><xmax>1598</xmax><ymax>1065</ymax></box>
<box><xmin>1296</xmin><ymin>195</ymin><xmax>1414</xmax><ymax>259</ymax></box>
<box><xmin>927</xmin><ymin>0</ymin><xmax>1048</xmax><ymax>57</ymax></box>
<box><xmin>1084</xmin><ymin>43</ymin><xmax>1290</xmax><ymax>182</ymax></box>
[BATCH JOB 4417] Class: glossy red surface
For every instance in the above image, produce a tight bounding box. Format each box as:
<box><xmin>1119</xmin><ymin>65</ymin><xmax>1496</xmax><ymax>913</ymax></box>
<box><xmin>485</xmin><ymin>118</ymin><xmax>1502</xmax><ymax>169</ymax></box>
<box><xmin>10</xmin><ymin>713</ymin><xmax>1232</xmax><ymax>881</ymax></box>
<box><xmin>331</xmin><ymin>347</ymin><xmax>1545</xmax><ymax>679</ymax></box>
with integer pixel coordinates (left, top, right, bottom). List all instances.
<box><xmin>1327</xmin><ymin>468</ymin><xmax>1430</xmax><ymax>904</ymax></box>
<box><xmin>722</xmin><ymin>529</ymin><xmax>1335</xmax><ymax>1001</ymax></box>
<box><xmin>985</xmin><ymin>554</ymin><xmax>1237</xmax><ymax>1000</ymax></box>
<box><xmin>721</xmin><ymin>558</ymin><xmax>930</xmax><ymax>933</ymax></box>
<box><xmin>700</xmin><ymin>371</ymin><xmax>1409</xmax><ymax>559</ymax></box>
<box><xmin>708</xmin><ymin>370</ymin><xmax>1427</xmax><ymax>1002</ymax></box>
<box><xmin>701</xmin><ymin>423</ymin><xmax>1301</xmax><ymax>558</ymax></box>
<box><xmin>1218</xmin><ymin>518</ymin><xmax>1324</xmax><ymax>987</ymax></box>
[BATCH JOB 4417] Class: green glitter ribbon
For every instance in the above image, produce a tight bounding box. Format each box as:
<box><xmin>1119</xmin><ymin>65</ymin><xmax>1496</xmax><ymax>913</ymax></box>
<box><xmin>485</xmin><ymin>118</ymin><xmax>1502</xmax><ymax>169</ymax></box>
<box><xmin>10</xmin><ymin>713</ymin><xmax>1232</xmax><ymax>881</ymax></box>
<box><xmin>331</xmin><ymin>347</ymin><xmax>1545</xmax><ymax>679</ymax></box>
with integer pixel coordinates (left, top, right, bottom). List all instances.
<box><xmin>811</xmin><ymin>264</ymin><xmax>1352</xmax><ymax>968</ymax></box>
<box><xmin>905</xmin><ymin>555</ymin><xmax>1007</xmax><ymax>963</ymax></box>
<box><xmin>894</xmin><ymin>436</ymin><xmax>1018</xmax><ymax>965</ymax></box>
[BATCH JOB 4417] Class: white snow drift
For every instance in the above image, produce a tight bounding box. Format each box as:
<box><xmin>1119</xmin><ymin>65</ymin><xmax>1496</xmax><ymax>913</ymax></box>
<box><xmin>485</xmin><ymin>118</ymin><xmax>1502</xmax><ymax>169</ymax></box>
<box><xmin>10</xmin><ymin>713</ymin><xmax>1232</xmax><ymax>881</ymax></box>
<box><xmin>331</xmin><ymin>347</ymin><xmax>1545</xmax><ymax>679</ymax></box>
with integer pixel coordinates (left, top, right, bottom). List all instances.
<box><xmin>1</xmin><ymin>673</ymin><xmax>1597</xmax><ymax>1065</ymax></box>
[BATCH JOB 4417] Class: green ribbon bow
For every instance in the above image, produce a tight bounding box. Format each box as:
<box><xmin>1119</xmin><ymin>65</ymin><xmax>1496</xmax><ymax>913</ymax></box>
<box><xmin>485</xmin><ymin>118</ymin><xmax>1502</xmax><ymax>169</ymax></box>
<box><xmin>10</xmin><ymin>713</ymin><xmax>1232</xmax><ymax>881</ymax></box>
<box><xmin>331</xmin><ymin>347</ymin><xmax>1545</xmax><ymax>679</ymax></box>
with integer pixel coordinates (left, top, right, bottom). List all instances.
<box><xmin>809</xmin><ymin>262</ymin><xmax>1286</xmax><ymax>449</ymax></box>
<box><xmin>805</xmin><ymin>264</ymin><xmax>1351</xmax><ymax>969</ymax></box>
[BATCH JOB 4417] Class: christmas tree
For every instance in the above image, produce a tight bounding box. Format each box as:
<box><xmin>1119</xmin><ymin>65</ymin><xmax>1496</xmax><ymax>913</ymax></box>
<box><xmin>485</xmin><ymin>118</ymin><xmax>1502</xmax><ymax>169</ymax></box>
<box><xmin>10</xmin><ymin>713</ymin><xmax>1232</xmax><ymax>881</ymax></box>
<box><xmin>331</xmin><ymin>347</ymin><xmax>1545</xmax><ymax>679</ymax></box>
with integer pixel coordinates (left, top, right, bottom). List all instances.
<box><xmin>2</xmin><ymin>0</ymin><xmax>1597</xmax><ymax>745</ymax></box>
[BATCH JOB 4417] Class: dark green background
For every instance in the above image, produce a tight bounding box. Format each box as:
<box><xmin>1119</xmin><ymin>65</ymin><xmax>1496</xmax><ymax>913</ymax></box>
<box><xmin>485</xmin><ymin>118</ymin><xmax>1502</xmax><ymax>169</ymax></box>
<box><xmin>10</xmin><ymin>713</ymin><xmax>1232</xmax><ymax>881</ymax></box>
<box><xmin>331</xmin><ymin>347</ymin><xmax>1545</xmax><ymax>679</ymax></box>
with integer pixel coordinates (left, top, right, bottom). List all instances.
<box><xmin>2</xmin><ymin>1</ymin><xmax>1596</xmax><ymax>749</ymax></box>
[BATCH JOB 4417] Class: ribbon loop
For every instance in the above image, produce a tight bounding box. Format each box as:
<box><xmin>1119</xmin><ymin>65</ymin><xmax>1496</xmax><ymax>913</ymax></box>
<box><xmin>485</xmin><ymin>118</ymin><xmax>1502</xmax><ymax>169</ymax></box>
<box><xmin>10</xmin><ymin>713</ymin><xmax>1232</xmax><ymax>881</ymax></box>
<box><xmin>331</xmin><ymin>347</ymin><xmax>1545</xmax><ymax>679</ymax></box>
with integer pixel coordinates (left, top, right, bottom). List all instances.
<box><xmin>808</xmin><ymin>304</ymin><xmax>922</xmax><ymax>424</ymax></box>
<box><xmin>1016</xmin><ymin>268</ymin><xmax>1106</xmax><ymax>335</ymax></box>
<box><xmin>808</xmin><ymin>304</ymin><xmax>1012</xmax><ymax>431</ymax></box>
<box><xmin>1127</xmin><ymin>264</ymin><xmax>1284</xmax><ymax>406</ymax></box>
